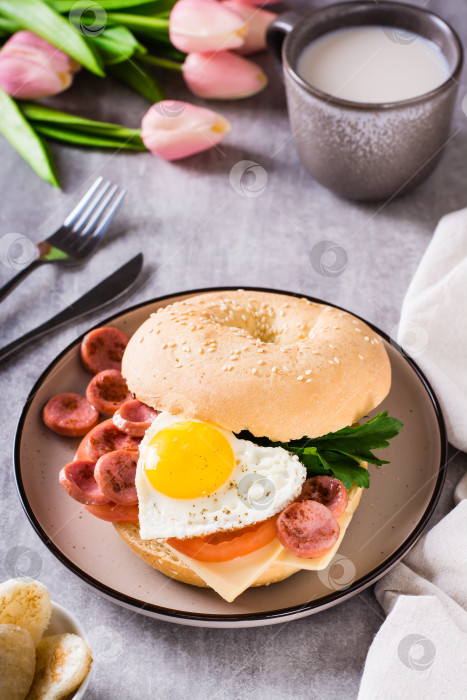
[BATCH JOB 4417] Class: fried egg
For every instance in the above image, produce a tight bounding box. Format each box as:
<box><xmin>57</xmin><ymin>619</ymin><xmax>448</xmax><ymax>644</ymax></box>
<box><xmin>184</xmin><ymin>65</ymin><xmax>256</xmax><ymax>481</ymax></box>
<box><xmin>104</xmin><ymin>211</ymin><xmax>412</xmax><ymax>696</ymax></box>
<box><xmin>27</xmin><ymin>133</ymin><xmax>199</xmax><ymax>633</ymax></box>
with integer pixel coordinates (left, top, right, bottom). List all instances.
<box><xmin>136</xmin><ymin>412</ymin><xmax>306</xmax><ymax>540</ymax></box>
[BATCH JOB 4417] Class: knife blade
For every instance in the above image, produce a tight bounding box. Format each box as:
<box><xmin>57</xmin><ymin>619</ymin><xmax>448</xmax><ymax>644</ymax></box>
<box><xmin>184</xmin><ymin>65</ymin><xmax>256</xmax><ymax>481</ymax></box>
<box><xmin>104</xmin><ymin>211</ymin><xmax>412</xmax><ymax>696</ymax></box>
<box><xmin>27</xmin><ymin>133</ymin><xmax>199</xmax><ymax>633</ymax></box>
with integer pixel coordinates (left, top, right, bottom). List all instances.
<box><xmin>0</xmin><ymin>253</ymin><xmax>143</xmax><ymax>365</ymax></box>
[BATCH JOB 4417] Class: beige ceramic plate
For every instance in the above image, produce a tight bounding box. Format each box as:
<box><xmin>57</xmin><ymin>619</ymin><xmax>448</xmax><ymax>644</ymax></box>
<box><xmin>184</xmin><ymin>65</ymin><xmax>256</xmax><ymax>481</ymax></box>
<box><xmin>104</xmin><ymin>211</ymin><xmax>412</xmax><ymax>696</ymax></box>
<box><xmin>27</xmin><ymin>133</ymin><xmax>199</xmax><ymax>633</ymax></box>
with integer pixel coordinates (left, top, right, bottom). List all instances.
<box><xmin>15</xmin><ymin>288</ymin><xmax>447</xmax><ymax>628</ymax></box>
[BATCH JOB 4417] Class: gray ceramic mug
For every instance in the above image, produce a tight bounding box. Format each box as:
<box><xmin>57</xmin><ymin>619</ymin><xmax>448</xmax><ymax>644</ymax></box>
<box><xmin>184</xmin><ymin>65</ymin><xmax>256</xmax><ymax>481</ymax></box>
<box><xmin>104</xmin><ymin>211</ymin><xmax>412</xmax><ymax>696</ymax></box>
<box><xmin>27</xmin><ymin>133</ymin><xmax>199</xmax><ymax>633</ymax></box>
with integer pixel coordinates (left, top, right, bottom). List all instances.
<box><xmin>267</xmin><ymin>1</ymin><xmax>463</xmax><ymax>201</ymax></box>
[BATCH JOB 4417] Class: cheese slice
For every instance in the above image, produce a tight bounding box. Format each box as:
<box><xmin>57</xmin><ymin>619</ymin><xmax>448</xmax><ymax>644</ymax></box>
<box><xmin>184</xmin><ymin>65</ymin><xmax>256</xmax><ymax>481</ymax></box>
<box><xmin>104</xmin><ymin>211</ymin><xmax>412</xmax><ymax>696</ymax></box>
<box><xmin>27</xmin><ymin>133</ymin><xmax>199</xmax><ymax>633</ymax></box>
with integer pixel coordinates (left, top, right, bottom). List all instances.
<box><xmin>165</xmin><ymin>538</ymin><xmax>284</xmax><ymax>602</ymax></box>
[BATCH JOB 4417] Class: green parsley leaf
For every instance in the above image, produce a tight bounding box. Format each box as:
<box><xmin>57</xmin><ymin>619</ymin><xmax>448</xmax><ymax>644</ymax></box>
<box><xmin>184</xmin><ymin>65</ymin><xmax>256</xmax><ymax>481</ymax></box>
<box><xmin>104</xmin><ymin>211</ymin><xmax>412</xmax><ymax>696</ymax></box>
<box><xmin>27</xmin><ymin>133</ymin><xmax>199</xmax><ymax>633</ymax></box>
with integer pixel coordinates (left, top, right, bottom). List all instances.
<box><xmin>236</xmin><ymin>411</ymin><xmax>402</xmax><ymax>489</ymax></box>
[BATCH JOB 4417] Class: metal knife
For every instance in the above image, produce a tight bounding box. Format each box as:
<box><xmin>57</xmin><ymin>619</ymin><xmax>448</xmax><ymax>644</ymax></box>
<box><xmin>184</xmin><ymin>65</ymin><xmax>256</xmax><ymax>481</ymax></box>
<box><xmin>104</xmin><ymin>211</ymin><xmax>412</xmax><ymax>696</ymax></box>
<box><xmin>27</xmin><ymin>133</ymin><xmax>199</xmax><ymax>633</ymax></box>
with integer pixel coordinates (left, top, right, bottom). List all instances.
<box><xmin>0</xmin><ymin>253</ymin><xmax>143</xmax><ymax>365</ymax></box>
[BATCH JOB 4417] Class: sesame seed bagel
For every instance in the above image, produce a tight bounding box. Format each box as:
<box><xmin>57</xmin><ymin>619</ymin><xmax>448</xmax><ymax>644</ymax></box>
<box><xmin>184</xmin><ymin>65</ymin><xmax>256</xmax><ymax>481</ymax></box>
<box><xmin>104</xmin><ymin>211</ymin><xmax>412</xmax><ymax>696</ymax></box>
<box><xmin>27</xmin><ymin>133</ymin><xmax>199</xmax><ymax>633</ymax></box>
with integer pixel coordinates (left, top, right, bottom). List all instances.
<box><xmin>122</xmin><ymin>290</ymin><xmax>390</xmax><ymax>441</ymax></box>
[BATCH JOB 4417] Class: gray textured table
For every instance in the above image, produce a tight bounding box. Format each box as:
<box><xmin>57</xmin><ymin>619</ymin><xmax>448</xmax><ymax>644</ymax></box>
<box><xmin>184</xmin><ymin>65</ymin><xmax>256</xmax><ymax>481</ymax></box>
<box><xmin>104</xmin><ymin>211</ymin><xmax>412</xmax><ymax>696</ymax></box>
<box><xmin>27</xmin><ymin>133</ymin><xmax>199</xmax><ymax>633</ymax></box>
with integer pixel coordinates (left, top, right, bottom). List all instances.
<box><xmin>1</xmin><ymin>0</ymin><xmax>466</xmax><ymax>697</ymax></box>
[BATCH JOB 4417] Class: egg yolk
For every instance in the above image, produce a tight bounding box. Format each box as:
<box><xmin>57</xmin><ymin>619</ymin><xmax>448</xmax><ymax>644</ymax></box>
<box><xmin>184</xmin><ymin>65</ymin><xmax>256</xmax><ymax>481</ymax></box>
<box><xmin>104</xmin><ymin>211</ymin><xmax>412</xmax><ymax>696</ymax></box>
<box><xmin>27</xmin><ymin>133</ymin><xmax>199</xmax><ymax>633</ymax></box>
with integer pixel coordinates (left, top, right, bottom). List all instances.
<box><xmin>145</xmin><ymin>421</ymin><xmax>234</xmax><ymax>499</ymax></box>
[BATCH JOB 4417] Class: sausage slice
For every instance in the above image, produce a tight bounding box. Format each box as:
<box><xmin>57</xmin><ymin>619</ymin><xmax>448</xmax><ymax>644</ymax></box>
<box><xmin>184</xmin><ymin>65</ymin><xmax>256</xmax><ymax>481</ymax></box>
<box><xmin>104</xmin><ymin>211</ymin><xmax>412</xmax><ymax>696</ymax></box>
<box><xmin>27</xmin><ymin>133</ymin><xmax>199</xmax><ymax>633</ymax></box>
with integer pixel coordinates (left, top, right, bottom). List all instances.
<box><xmin>94</xmin><ymin>450</ymin><xmax>138</xmax><ymax>505</ymax></box>
<box><xmin>113</xmin><ymin>400</ymin><xmax>158</xmax><ymax>437</ymax></box>
<box><xmin>42</xmin><ymin>393</ymin><xmax>99</xmax><ymax>437</ymax></box>
<box><xmin>80</xmin><ymin>326</ymin><xmax>129</xmax><ymax>374</ymax></box>
<box><xmin>59</xmin><ymin>460</ymin><xmax>110</xmax><ymax>506</ymax></box>
<box><xmin>76</xmin><ymin>418</ymin><xmax>141</xmax><ymax>463</ymax></box>
<box><xmin>276</xmin><ymin>500</ymin><xmax>340</xmax><ymax>558</ymax></box>
<box><xmin>86</xmin><ymin>369</ymin><xmax>132</xmax><ymax>415</ymax></box>
<box><xmin>297</xmin><ymin>476</ymin><xmax>349</xmax><ymax>519</ymax></box>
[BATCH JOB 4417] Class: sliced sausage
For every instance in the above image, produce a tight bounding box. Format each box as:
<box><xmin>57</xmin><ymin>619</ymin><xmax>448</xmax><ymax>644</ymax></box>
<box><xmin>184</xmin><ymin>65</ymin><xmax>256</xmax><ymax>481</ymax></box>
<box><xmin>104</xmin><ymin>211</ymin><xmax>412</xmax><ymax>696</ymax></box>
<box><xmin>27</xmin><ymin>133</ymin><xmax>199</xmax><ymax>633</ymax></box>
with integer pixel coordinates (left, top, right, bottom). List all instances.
<box><xmin>94</xmin><ymin>450</ymin><xmax>138</xmax><ymax>505</ymax></box>
<box><xmin>76</xmin><ymin>418</ymin><xmax>141</xmax><ymax>463</ymax></box>
<box><xmin>86</xmin><ymin>369</ymin><xmax>132</xmax><ymax>415</ymax></box>
<box><xmin>276</xmin><ymin>500</ymin><xmax>339</xmax><ymax>558</ymax></box>
<box><xmin>43</xmin><ymin>393</ymin><xmax>99</xmax><ymax>437</ymax></box>
<box><xmin>80</xmin><ymin>326</ymin><xmax>129</xmax><ymax>374</ymax></box>
<box><xmin>59</xmin><ymin>460</ymin><xmax>111</xmax><ymax>506</ymax></box>
<box><xmin>84</xmin><ymin>502</ymin><xmax>139</xmax><ymax>522</ymax></box>
<box><xmin>297</xmin><ymin>476</ymin><xmax>349</xmax><ymax>519</ymax></box>
<box><xmin>113</xmin><ymin>400</ymin><xmax>158</xmax><ymax>437</ymax></box>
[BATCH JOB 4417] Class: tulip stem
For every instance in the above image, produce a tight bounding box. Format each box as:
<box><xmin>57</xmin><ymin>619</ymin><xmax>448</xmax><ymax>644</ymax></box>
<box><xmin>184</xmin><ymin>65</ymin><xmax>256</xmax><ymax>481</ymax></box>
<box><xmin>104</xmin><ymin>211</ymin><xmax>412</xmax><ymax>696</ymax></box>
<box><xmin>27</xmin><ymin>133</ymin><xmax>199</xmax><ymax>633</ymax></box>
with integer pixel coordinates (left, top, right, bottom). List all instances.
<box><xmin>140</xmin><ymin>54</ymin><xmax>183</xmax><ymax>72</ymax></box>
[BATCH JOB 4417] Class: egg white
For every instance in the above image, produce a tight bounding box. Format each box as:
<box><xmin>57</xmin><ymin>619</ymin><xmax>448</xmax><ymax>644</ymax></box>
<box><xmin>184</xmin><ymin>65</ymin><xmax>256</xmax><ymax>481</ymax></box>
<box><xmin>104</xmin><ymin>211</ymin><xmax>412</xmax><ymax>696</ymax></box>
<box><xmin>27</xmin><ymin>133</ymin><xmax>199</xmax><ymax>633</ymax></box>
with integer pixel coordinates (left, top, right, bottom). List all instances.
<box><xmin>136</xmin><ymin>412</ymin><xmax>306</xmax><ymax>540</ymax></box>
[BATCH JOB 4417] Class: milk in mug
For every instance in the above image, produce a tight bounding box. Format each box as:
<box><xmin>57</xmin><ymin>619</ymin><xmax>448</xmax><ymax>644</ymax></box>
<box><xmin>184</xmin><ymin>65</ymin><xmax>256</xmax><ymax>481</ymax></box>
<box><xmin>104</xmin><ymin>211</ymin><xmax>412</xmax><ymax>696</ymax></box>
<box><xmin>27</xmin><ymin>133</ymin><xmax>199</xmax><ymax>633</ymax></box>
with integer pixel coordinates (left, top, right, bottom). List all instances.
<box><xmin>297</xmin><ymin>25</ymin><xmax>450</xmax><ymax>103</ymax></box>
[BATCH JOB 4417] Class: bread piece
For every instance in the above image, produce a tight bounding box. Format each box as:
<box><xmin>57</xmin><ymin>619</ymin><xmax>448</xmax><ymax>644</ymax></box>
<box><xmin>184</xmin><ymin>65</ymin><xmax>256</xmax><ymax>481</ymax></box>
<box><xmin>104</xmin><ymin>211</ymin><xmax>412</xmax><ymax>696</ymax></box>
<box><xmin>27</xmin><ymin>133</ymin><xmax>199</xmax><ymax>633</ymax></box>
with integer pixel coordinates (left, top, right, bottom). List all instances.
<box><xmin>0</xmin><ymin>580</ymin><xmax>51</xmax><ymax>646</ymax></box>
<box><xmin>26</xmin><ymin>634</ymin><xmax>92</xmax><ymax>700</ymax></box>
<box><xmin>0</xmin><ymin>623</ymin><xmax>36</xmax><ymax>700</ymax></box>
<box><xmin>122</xmin><ymin>291</ymin><xmax>391</xmax><ymax>441</ymax></box>
<box><xmin>114</xmin><ymin>522</ymin><xmax>300</xmax><ymax>588</ymax></box>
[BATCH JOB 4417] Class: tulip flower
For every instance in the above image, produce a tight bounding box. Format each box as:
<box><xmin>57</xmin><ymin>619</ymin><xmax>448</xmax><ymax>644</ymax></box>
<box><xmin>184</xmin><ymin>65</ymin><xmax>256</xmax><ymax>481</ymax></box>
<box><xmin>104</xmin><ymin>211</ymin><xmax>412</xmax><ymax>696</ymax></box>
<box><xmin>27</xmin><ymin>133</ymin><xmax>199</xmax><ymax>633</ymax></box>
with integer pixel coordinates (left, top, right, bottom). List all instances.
<box><xmin>0</xmin><ymin>31</ymin><xmax>79</xmax><ymax>100</ymax></box>
<box><xmin>141</xmin><ymin>101</ymin><xmax>231</xmax><ymax>160</ymax></box>
<box><xmin>182</xmin><ymin>51</ymin><xmax>267</xmax><ymax>99</ymax></box>
<box><xmin>223</xmin><ymin>1</ymin><xmax>277</xmax><ymax>55</ymax></box>
<box><xmin>169</xmin><ymin>0</ymin><xmax>248</xmax><ymax>53</ymax></box>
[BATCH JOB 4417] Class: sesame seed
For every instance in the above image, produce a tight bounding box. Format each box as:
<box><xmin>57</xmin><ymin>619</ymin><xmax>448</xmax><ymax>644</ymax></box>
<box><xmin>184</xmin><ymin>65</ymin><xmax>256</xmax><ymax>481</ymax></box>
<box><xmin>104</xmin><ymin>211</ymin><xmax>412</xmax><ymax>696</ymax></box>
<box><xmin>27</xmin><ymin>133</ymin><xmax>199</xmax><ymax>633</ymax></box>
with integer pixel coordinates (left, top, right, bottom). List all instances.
<box><xmin>251</xmin><ymin>368</ymin><xmax>257</xmax><ymax>374</ymax></box>
<box><xmin>257</xmin><ymin>359</ymin><xmax>264</xmax><ymax>365</ymax></box>
<box><xmin>328</xmin><ymin>360</ymin><xmax>334</xmax><ymax>365</ymax></box>
<box><xmin>329</xmin><ymin>344</ymin><xmax>334</xmax><ymax>349</ymax></box>
<box><xmin>271</xmin><ymin>366</ymin><xmax>277</xmax><ymax>372</ymax></box>
<box><xmin>297</xmin><ymin>375</ymin><xmax>304</xmax><ymax>381</ymax></box>
<box><xmin>311</xmin><ymin>350</ymin><xmax>319</xmax><ymax>354</ymax></box>
<box><xmin>222</xmin><ymin>365</ymin><xmax>228</xmax><ymax>371</ymax></box>
<box><xmin>334</xmin><ymin>357</ymin><xmax>340</xmax><ymax>364</ymax></box>
<box><xmin>354</xmin><ymin>328</ymin><xmax>361</xmax><ymax>332</ymax></box>
<box><xmin>198</xmin><ymin>348</ymin><xmax>203</xmax><ymax>353</ymax></box>
<box><xmin>306</xmin><ymin>379</ymin><xmax>312</xmax><ymax>383</ymax></box>
<box><xmin>364</xmin><ymin>336</ymin><xmax>369</xmax><ymax>341</ymax></box>
<box><xmin>358</xmin><ymin>354</ymin><xmax>364</xmax><ymax>360</ymax></box>
<box><xmin>305</xmin><ymin>369</ymin><xmax>312</xmax><ymax>375</ymax></box>
<box><xmin>207</xmin><ymin>348</ymin><xmax>215</xmax><ymax>353</ymax></box>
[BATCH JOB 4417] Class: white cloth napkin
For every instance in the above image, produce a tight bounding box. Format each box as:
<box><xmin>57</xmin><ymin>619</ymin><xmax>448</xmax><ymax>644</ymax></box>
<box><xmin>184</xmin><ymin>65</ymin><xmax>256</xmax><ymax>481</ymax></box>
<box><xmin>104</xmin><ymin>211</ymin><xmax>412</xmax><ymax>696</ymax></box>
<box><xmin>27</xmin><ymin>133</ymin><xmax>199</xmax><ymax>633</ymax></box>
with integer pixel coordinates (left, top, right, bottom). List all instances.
<box><xmin>358</xmin><ymin>499</ymin><xmax>467</xmax><ymax>700</ymax></box>
<box><xmin>396</xmin><ymin>206</ymin><xmax>467</xmax><ymax>453</ymax></box>
<box><xmin>358</xmin><ymin>207</ymin><xmax>467</xmax><ymax>699</ymax></box>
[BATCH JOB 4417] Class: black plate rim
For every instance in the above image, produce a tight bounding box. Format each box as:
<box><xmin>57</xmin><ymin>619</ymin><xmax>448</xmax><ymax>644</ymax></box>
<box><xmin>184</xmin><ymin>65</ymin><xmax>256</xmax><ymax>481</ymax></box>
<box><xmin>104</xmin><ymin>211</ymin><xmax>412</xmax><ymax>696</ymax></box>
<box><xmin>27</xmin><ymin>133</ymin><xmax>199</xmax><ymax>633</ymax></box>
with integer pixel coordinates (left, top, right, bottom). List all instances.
<box><xmin>14</xmin><ymin>285</ymin><xmax>448</xmax><ymax>624</ymax></box>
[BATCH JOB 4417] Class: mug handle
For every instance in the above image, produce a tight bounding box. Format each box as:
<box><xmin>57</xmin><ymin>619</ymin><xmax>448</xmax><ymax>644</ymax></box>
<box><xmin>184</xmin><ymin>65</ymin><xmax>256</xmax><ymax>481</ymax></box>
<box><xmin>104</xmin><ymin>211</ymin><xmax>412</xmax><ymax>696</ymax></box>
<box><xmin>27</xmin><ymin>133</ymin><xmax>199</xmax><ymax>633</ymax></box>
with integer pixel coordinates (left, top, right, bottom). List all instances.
<box><xmin>266</xmin><ymin>12</ymin><xmax>301</xmax><ymax>67</ymax></box>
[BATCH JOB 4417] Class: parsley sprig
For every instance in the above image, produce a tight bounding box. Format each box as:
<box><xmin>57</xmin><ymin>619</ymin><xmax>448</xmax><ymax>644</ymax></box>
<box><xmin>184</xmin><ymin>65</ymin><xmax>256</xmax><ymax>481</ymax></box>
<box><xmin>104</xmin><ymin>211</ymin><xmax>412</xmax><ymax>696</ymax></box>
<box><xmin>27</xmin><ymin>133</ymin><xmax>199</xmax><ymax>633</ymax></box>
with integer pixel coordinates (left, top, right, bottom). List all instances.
<box><xmin>238</xmin><ymin>412</ymin><xmax>403</xmax><ymax>490</ymax></box>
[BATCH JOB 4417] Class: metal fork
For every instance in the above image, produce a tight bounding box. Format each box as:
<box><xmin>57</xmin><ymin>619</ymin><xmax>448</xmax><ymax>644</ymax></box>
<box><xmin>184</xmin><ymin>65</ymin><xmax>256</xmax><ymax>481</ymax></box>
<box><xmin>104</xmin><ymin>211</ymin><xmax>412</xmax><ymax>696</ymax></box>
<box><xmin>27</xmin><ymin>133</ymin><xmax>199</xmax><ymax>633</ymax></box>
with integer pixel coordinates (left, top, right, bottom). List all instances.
<box><xmin>0</xmin><ymin>177</ymin><xmax>126</xmax><ymax>303</ymax></box>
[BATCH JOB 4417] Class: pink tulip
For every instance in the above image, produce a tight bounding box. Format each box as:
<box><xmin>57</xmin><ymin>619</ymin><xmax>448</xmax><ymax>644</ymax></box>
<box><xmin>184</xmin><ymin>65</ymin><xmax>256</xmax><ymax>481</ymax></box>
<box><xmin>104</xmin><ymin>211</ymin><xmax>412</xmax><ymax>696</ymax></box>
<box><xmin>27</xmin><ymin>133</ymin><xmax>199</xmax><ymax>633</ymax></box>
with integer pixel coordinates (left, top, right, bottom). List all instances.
<box><xmin>169</xmin><ymin>0</ymin><xmax>248</xmax><ymax>53</ymax></box>
<box><xmin>0</xmin><ymin>31</ymin><xmax>79</xmax><ymax>100</ymax></box>
<box><xmin>222</xmin><ymin>1</ymin><xmax>277</xmax><ymax>55</ymax></box>
<box><xmin>182</xmin><ymin>51</ymin><xmax>267</xmax><ymax>99</ymax></box>
<box><xmin>141</xmin><ymin>101</ymin><xmax>231</xmax><ymax>160</ymax></box>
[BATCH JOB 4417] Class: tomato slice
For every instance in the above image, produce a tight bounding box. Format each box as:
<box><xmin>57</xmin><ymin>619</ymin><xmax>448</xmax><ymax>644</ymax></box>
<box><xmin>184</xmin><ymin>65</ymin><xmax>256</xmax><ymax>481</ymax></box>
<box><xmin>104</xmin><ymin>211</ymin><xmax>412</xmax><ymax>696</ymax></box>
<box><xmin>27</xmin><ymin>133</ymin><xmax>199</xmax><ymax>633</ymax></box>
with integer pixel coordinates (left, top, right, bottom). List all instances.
<box><xmin>84</xmin><ymin>502</ymin><xmax>139</xmax><ymax>522</ymax></box>
<box><xmin>168</xmin><ymin>517</ymin><xmax>277</xmax><ymax>562</ymax></box>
